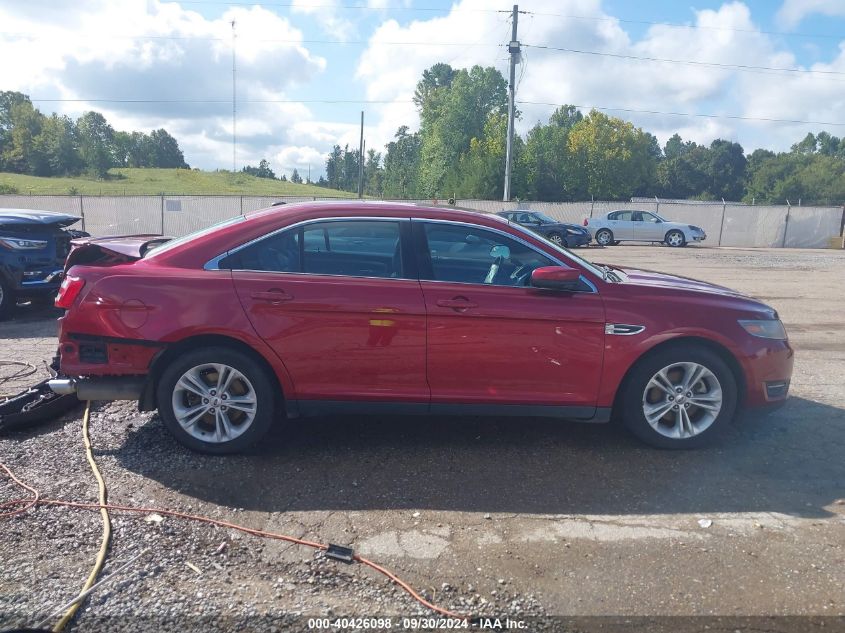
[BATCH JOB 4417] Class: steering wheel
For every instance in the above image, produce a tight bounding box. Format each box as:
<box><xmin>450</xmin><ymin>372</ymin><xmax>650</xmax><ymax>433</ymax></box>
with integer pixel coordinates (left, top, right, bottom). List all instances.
<box><xmin>509</xmin><ymin>264</ymin><xmax>532</xmax><ymax>286</ymax></box>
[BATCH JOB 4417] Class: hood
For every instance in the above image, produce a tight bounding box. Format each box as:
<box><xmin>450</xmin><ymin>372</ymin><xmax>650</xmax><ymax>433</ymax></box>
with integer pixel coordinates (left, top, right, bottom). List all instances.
<box><xmin>0</xmin><ymin>209</ymin><xmax>81</xmax><ymax>229</ymax></box>
<box><xmin>612</xmin><ymin>266</ymin><xmax>747</xmax><ymax>297</ymax></box>
<box><xmin>614</xmin><ymin>266</ymin><xmax>778</xmax><ymax>318</ymax></box>
<box><xmin>65</xmin><ymin>234</ymin><xmax>172</xmax><ymax>270</ymax></box>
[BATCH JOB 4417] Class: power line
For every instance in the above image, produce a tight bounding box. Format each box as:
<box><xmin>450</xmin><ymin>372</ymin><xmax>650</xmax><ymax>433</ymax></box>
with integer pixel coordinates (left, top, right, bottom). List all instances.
<box><xmin>172</xmin><ymin>2</ymin><xmax>845</xmax><ymax>41</ymax></box>
<box><xmin>27</xmin><ymin>98</ymin><xmax>415</xmax><ymax>104</ymax></box>
<box><xmin>27</xmin><ymin>96</ymin><xmax>845</xmax><ymax>126</ymax></box>
<box><xmin>524</xmin><ymin>11</ymin><xmax>845</xmax><ymax>41</ymax></box>
<box><xmin>523</xmin><ymin>43</ymin><xmax>845</xmax><ymax>78</ymax></box>
<box><xmin>0</xmin><ymin>31</ymin><xmax>501</xmax><ymax>47</ymax></box>
<box><xmin>517</xmin><ymin>101</ymin><xmax>845</xmax><ymax>127</ymax></box>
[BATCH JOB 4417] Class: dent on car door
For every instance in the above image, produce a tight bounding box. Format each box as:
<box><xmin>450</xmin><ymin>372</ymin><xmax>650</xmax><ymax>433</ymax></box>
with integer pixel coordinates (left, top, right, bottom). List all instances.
<box><xmin>225</xmin><ymin>219</ymin><xmax>428</xmax><ymax>407</ymax></box>
<box><xmin>413</xmin><ymin>220</ymin><xmax>605</xmax><ymax>412</ymax></box>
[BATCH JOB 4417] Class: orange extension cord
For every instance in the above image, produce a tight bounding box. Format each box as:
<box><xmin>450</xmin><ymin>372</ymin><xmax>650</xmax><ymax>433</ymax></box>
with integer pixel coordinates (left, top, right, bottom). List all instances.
<box><xmin>0</xmin><ymin>458</ymin><xmax>467</xmax><ymax>621</ymax></box>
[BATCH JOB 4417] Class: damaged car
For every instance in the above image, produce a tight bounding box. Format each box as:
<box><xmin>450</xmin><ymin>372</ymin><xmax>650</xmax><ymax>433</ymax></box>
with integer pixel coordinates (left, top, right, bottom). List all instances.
<box><xmin>0</xmin><ymin>209</ymin><xmax>88</xmax><ymax>319</ymax></box>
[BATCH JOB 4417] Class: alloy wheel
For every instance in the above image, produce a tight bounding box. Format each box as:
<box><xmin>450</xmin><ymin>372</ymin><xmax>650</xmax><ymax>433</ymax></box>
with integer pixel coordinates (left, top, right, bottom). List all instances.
<box><xmin>171</xmin><ymin>363</ymin><xmax>257</xmax><ymax>444</ymax></box>
<box><xmin>641</xmin><ymin>361</ymin><xmax>723</xmax><ymax>439</ymax></box>
<box><xmin>666</xmin><ymin>231</ymin><xmax>684</xmax><ymax>247</ymax></box>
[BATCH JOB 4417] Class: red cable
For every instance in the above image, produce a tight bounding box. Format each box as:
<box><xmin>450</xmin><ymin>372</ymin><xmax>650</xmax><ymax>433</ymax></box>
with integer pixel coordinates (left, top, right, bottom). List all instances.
<box><xmin>0</xmin><ymin>462</ymin><xmax>467</xmax><ymax>620</ymax></box>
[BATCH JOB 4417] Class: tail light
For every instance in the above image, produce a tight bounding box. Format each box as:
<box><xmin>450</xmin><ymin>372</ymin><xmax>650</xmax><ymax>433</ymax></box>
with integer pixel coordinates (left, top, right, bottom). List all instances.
<box><xmin>583</xmin><ymin>218</ymin><xmax>589</xmax><ymax>226</ymax></box>
<box><xmin>55</xmin><ymin>275</ymin><xmax>85</xmax><ymax>309</ymax></box>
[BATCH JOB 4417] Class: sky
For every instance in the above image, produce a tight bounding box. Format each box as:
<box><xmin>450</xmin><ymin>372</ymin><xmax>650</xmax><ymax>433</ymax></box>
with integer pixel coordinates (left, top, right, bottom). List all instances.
<box><xmin>2</xmin><ymin>0</ymin><xmax>845</xmax><ymax>179</ymax></box>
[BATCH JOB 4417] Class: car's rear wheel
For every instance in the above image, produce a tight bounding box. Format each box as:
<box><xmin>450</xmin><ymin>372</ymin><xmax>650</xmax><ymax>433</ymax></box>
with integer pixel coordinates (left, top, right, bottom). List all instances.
<box><xmin>156</xmin><ymin>347</ymin><xmax>276</xmax><ymax>454</ymax></box>
<box><xmin>620</xmin><ymin>345</ymin><xmax>737</xmax><ymax>449</ymax></box>
<box><xmin>665</xmin><ymin>230</ymin><xmax>686</xmax><ymax>247</ymax></box>
<box><xmin>547</xmin><ymin>232</ymin><xmax>566</xmax><ymax>247</ymax></box>
<box><xmin>595</xmin><ymin>229</ymin><xmax>614</xmax><ymax>246</ymax></box>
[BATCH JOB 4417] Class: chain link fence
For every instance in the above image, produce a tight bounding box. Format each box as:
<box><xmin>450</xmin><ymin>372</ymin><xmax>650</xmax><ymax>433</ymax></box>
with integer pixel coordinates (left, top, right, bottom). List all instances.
<box><xmin>1</xmin><ymin>194</ymin><xmax>842</xmax><ymax>248</ymax></box>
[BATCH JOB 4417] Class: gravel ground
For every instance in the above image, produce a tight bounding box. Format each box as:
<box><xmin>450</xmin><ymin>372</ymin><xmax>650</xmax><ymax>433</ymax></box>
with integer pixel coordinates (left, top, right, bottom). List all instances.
<box><xmin>0</xmin><ymin>245</ymin><xmax>844</xmax><ymax>633</ymax></box>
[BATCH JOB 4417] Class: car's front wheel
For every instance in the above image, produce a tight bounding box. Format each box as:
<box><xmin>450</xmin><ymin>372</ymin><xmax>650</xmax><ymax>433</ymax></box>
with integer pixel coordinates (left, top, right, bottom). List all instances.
<box><xmin>0</xmin><ymin>280</ymin><xmax>14</xmax><ymax>320</ymax></box>
<box><xmin>547</xmin><ymin>232</ymin><xmax>566</xmax><ymax>247</ymax></box>
<box><xmin>620</xmin><ymin>345</ymin><xmax>737</xmax><ymax>449</ymax></box>
<box><xmin>665</xmin><ymin>230</ymin><xmax>686</xmax><ymax>247</ymax></box>
<box><xmin>156</xmin><ymin>346</ymin><xmax>276</xmax><ymax>454</ymax></box>
<box><xmin>595</xmin><ymin>228</ymin><xmax>614</xmax><ymax>246</ymax></box>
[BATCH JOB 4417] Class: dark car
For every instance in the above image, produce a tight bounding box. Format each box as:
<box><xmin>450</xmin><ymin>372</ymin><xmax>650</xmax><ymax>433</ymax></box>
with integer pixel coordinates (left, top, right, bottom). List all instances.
<box><xmin>50</xmin><ymin>201</ymin><xmax>792</xmax><ymax>454</ymax></box>
<box><xmin>0</xmin><ymin>209</ymin><xmax>87</xmax><ymax>318</ymax></box>
<box><xmin>497</xmin><ymin>210</ymin><xmax>591</xmax><ymax>248</ymax></box>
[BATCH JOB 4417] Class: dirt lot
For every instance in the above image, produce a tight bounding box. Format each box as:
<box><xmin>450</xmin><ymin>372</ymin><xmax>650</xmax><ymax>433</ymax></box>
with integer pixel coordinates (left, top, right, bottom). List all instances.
<box><xmin>1</xmin><ymin>245</ymin><xmax>844</xmax><ymax>632</ymax></box>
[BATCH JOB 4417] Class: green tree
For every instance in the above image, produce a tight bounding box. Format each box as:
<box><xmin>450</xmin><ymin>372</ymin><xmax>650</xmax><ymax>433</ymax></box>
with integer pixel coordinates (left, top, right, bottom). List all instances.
<box><xmin>383</xmin><ymin>126</ymin><xmax>421</xmax><ymax>198</ymax></box>
<box><xmin>365</xmin><ymin>149</ymin><xmax>384</xmax><ymax>196</ymax></box>
<box><xmin>32</xmin><ymin>114</ymin><xmax>80</xmax><ymax>175</ymax></box>
<box><xmin>707</xmin><ymin>139</ymin><xmax>746</xmax><ymax>201</ymax></box>
<box><xmin>566</xmin><ymin>110</ymin><xmax>658</xmax><ymax>199</ymax></box>
<box><xmin>242</xmin><ymin>159</ymin><xmax>276</xmax><ymax>179</ymax></box>
<box><xmin>290</xmin><ymin>168</ymin><xmax>303</xmax><ymax>184</ymax></box>
<box><xmin>416</xmin><ymin>64</ymin><xmax>508</xmax><ymax>196</ymax></box>
<box><xmin>76</xmin><ymin>111</ymin><xmax>115</xmax><ymax>177</ymax></box>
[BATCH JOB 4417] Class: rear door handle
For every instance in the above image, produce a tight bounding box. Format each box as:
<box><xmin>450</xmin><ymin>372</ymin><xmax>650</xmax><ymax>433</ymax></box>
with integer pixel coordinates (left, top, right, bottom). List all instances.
<box><xmin>436</xmin><ymin>297</ymin><xmax>478</xmax><ymax>310</ymax></box>
<box><xmin>251</xmin><ymin>289</ymin><xmax>294</xmax><ymax>303</ymax></box>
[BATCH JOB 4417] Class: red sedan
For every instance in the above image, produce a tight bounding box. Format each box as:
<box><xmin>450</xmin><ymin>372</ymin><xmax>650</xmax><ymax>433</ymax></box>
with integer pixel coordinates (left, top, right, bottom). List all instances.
<box><xmin>49</xmin><ymin>202</ymin><xmax>793</xmax><ymax>453</ymax></box>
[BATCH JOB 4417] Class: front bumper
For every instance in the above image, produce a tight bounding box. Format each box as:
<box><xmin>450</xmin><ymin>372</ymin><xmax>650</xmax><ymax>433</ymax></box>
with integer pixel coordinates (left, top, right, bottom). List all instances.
<box><xmin>742</xmin><ymin>340</ymin><xmax>794</xmax><ymax>408</ymax></box>
<box><xmin>566</xmin><ymin>232</ymin><xmax>592</xmax><ymax>246</ymax></box>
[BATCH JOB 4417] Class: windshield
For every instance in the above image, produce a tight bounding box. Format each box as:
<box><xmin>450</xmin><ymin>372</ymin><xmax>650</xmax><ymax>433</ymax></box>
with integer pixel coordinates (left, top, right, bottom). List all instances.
<box><xmin>533</xmin><ymin>212</ymin><xmax>558</xmax><ymax>223</ymax></box>
<box><xmin>144</xmin><ymin>215</ymin><xmax>246</xmax><ymax>258</ymax></box>
<box><xmin>505</xmin><ymin>220</ymin><xmax>605</xmax><ymax>280</ymax></box>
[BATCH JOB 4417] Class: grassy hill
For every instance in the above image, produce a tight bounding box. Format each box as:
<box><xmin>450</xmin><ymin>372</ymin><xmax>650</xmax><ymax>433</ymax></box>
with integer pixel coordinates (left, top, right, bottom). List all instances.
<box><xmin>0</xmin><ymin>168</ymin><xmax>355</xmax><ymax>197</ymax></box>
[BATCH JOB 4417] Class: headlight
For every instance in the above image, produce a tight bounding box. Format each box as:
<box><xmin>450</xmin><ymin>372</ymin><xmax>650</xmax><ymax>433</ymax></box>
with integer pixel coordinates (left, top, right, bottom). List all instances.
<box><xmin>0</xmin><ymin>236</ymin><xmax>48</xmax><ymax>250</ymax></box>
<box><xmin>738</xmin><ymin>319</ymin><xmax>787</xmax><ymax>340</ymax></box>
<box><xmin>565</xmin><ymin>228</ymin><xmax>579</xmax><ymax>235</ymax></box>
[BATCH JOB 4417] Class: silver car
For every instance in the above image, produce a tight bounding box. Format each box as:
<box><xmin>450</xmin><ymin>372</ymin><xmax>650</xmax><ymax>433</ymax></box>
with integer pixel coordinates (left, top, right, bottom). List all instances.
<box><xmin>586</xmin><ymin>210</ymin><xmax>706</xmax><ymax>247</ymax></box>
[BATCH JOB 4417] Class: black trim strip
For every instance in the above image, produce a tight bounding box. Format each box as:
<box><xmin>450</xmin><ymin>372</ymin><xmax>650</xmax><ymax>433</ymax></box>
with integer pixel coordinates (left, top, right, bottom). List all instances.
<box><xmin>68</xmin><ymin>333</ymin><xmax>167</xmax><ymax>348</ymax></box>
<box><xmin>295</xmin><ymin>400</ymin><xmax>612</xmax><ymax>423</ymax></box>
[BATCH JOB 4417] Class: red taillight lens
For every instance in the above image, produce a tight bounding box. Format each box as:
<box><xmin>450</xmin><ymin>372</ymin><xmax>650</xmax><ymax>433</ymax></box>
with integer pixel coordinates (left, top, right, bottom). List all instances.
<box><xmin>583</xmin><ymin>218</ymin><xmax>589</xmax><ymax>226</ymax></box>
<box><xmin>55</xmin><ymin>276</ymin><xmax>85</xmax><ymax>309</ymax></box>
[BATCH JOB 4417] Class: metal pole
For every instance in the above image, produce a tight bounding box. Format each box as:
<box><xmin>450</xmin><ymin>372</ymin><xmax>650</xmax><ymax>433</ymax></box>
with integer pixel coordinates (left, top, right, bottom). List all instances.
<box><xmin>782</xmin><ymin>202</ymin><xmax>791</xmax><ymax>248</ymax></box>
<box><xmin>79</xmin><ymin>195</ymin><xmax>86</xmax><ymax>233</ymax></box>
<box><xmin>357</xmin><ymin>111</ymin><xmax>364</xmax><ymax>198</ymax></box>
<box><xmin>503</xmin><ymin>4</ymin><xmax>519</xmax><ymax>202</ymax></box>
<box><xmin>160</xmin><ymin>195</ymin><xmax>165</xmax><ymax>235</ymax></box>
<box><xmin>718</xmin><ymin>198</ymin><xmax>726</xmax><ymax>246</ymax></box>
<box><xmin>231</xmin><ymin>19</ymin><xmax>237</xmax><ymax>172</ymax></box>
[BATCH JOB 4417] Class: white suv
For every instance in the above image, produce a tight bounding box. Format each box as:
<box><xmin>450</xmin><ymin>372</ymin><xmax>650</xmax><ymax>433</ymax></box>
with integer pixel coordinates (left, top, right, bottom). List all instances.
<box><xmin>586</xmin><ymin>210</ymin><xmax>706</xmax><ymax>247</ymax></box>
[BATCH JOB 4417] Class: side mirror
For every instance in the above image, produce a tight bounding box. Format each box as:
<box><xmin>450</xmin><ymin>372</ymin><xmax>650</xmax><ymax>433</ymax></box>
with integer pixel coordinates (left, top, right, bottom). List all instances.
<box><xmin>530</xmin><ymin>266</ymin><xmax>581</xmax><ymax>291</ymax></box>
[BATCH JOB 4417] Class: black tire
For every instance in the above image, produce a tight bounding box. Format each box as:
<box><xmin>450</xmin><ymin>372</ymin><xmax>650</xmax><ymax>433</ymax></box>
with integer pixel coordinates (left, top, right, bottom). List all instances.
<box><xmin>595</xmin><ymin>228</ymin><xmax>614</xmax><ymax>246</ymax></box>
<box><xmin>665</xmin><ymin>229</ymin><xmax>686</xmax><ymax>247</ymax></box>
<box><xmin>547</xmin><ymin>232</ymin><xmax>566</xmax><ymax>247</ymax></box>
<box><xmin>156</xmin><ymin>346</ymin><xmax>276</xmax><ymax>454</ymax></box>
<box><xmin>0</xmin><ymin>279</ymin><xmax>15</xmax><ymax>320</ymax></box>
<box><xmin>620</xmin><ymin>345</ymin><xmax>738</xmax><ymax>449</ymax></box>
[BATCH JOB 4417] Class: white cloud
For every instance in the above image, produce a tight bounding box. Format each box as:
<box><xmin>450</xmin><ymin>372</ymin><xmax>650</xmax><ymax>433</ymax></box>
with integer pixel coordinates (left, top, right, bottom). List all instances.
<box><xmin>777</xmin><ymin>0</ymin><xmax>845</xmax><ymax>28</ymax></box>
<box><xmin>355</xmin><ymin>0</ymin><xmax>845</xmax><ymax>157</ymax></box>
<box><xmin>291</xmin><ymin>0</ymin><xmax>356</xmax><ymax>41</ymax></box>
<box><xmin>0</xmin><ymin>0</ymin><xmax>342</xmax><ymax>174</ymax></box>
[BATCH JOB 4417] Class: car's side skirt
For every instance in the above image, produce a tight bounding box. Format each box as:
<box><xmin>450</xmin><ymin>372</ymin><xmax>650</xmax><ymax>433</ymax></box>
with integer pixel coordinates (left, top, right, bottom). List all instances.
<box><xmin>293</xmin><ymin>400</ymin><xmax>612</xmax><ymax>423</ymax></box>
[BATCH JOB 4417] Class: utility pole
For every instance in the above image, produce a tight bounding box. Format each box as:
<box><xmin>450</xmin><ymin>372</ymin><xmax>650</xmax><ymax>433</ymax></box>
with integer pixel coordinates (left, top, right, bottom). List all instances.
<box><xmin>503</xmin><ymin>4</ymin><xmax>520</xmax><ymax>202</ymax></box>
<box><xmin>357</xmin><ymin>111</ymin><xmax>364</xmax><ymax>198</ymax></box>
<box><xmin>231</xmin><ymin>19</ymin><xmax>237</xmax><ymax>173</ymax></box>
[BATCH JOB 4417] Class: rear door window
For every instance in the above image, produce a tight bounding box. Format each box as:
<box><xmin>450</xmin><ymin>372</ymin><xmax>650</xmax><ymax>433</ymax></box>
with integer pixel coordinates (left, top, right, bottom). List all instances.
<box><xmin>302</xmin><ymin>220</ymin><xmax>403</xmax><ymax>278</ymax></box>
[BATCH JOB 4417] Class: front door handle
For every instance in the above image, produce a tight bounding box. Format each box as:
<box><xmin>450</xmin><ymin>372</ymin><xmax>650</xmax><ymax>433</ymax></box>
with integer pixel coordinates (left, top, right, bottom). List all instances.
<box><xmin>251</xmin><ymin>289</ymin><xmax>294</xmax><ymax>303</ymax></box>
<box><xmin>436</xmin><ymin>297</ymin><xmax>478</xmax><ymax>311</ymax></box>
